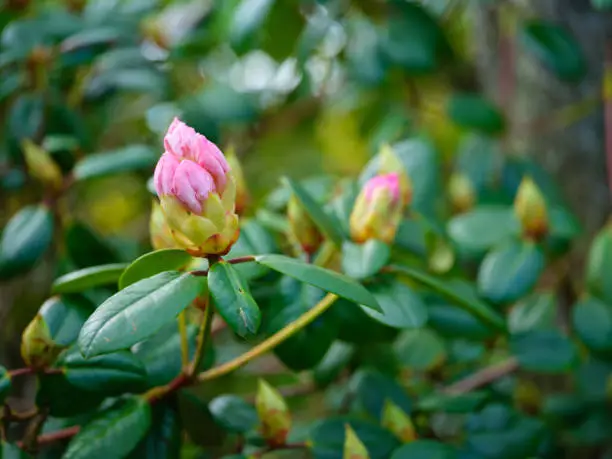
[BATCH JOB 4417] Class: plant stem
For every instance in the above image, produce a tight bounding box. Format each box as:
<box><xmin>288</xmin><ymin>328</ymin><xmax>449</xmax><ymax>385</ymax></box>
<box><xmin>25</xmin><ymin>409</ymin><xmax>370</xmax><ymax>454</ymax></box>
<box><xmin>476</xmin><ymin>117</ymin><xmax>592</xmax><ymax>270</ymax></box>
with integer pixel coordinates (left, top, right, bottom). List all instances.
<box><xmin>191</xmin><ymin>254</ymin><xmax>256</xmax><ymax>276</ymax></box>
<box><xmin>8</xmin><ymin>368</ymin><xmax>34</xmax><ymax>377</ymax></box>
<box><xmin>189</xmin><ymin>293</ymin><xmax>213</xmax><ymax>377</ymax></box>
<box><xmin>18</xmin><ymin>425</ymin><xmax>80</xmax><ymax>448</ymax></box>
<box><xmin>178</xmin><ymin>311</ymin><xmax>189</xmax><ymax>372</ymax></box>
<box><xmin>198</xmin><ymin>293</ymin><xmax>338</xmax><ymax>382</ymax></box>
<box><xmin>443</xmin><ymin>357</ymin><xmax>519</xmax><ymax>395</ymax></box>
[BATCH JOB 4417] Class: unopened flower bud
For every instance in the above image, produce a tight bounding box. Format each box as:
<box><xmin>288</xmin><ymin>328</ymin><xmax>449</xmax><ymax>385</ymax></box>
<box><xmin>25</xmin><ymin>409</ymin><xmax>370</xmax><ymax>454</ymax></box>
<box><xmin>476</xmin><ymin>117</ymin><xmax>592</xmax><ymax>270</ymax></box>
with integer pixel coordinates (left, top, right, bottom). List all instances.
<box><xmin>382</xmin><ymin>400</ymin><xmax>417</xmax><ymax>442</ymax></box>
<box><xmin>225</xmin><ymin>147</ymin><xmax>249</xmax><ymax>215</ymax></box>
<box><xmin>378</xmin><ymin>144</ymin><xmax>412</xmax><ymax>207</ymax></box>
<box><xmin>149</xmin><ymin>200</ymin><xmax>177</xmax><ymax>250</ymax></box>
<box><xmin>343</xmin><ymin>424</ymin><xmax>370</xmax><ymax>459</ymax></box>
<box><xmin>287</xmin><ymin>194</ymin><xmax>323</xmax><ymax>254</ymax></box>
<box><xmin>514</xmin><ymin>177</ymin><xmax>548</xmax><ymax>240</ymax></box>
<box><xmin>256</xmin><ymin>379</ymin><xmax>291</xmax><ymax>447</ymax></box>
<box><xmin>21</xmin><ymin>313</ymin><xmax>61</xmax><ymax>369</ymax></box>
<box><xmin>22</xmin><ymin>139</ymin><xmax>62</xmax><ymax>189</ymax></box>
<box><xmin>448</xmin><ymin>172</ymin><xmax>475</xmax><ymax>213</ymax></box>
<box><xmin>349</xmin><ymin>173</ymin><xmax>403</xmax><ymax>244</ymax></box>
<box><xmin>154</xmin><ymin>118</ymin><xmax>239</xmax><ymax>256</ymax></box>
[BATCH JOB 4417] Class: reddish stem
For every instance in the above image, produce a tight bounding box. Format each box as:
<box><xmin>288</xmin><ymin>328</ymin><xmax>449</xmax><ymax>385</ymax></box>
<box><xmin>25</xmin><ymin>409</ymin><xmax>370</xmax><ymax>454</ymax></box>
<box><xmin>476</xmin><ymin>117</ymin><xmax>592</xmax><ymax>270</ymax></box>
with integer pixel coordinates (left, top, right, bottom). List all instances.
<box><xmin>8</xmin><ymin>368</ymin><xmax>34</xmax><ymax>378</ymax></box>
<box><xmin>18</xmin><ymin>425</ymin><xmax>80</xmax><ymax>448</ymax></box>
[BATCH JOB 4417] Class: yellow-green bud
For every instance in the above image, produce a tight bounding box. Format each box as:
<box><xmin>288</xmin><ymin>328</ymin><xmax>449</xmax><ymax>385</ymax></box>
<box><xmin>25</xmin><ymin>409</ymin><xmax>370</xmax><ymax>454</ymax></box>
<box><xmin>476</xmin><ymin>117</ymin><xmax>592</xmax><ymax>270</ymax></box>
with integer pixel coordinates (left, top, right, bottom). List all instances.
<box><xmin>382</xmin><ymin>399</ymin><xmax>417</xmax><ymax>442</ymax></box>
<box><xmin>21</xmin><ymin>313</ymin><xmax>61</xmax><ymax>369</ymax></box>
<box><xmin>343</xmin><ymin>424</ymin><xmax>370</xmax><ymax>459</ymax></box>
<box><xmin>226</xmin><ymin>147</ymin><xmax>249</xmax><ymax>216</ymax></box>
<box><xmin>22</xmin><ymin>139</ymin><xmax>62</xmax><ymax>190</ymax></box>
<box><xmin>287</xmin><ymin>194</ymin><xmax>323</xmax><ymax>254</ymax></box>
<box><xmin>448</xmin><ymin>172</ymin><xmax>475</xmax><ymax>213</ymax></box>
<box><xmin>350</xmin><ymin>173</ymin><xmax>403</xmax><ymax>244</ymax></box>
<box><xmin>514</xmin><ymin>177</ymin><xmax>548</xmax><ymax>240</ymax></box>
<box><xmin>149</xmin><ymin>200</ymin><xmax>178</xmax><ymax>250</ymax></box>
<box><xmin>256</xmin><ymin>379</ymin><xmax>291</xmax><ymax>447</ymax></box>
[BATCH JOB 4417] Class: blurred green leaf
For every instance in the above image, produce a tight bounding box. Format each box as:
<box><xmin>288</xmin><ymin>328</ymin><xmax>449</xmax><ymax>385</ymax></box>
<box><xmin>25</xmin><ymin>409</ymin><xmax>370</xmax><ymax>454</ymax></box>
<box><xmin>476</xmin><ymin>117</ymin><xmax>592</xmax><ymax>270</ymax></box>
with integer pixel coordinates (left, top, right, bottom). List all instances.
<box><xmin>255</xmin><ymin>254</ymin><xmax>381</xmax><ymax>312</ymax></box>
<box><xmin>573</xmin><ymin>296</ymin><xmax>612</xmax><ymax>356</ymax></box>
<box><xmin>63</xmin><ymin>398</ymin><xmax>151</xmax><ymax>459</ymax></box>
<box><xmin>64</xmin><ymin>221</ymin><xmax>119</xmax><ymax>268</ymax></box>
<box><xmin>417</xmin><ymin>392</ymin><xmax>488</xmax><ymax>414</ymax></box>
<box><xmin>447</xmin><ymin>94</ymin><xmax>504</xmax><ymax>134</ymax></box>
<box><xmin>37</xmin><ymin>372</ymin><xmax>105</xmax><ymax>417</ymax></box>
<box><xmin>391</xmin><ymin>440</ymin><xmax>457</xmax><ymax>459</ymax></box>
<box><xmin>351</xmin><ymin>369</ymin><xmax>412</xmax><ymax>419</ymax></box>
<box><xmin>73</xmin><ymin>145</ymin><xmax>158</xmax><ymax>181</ymax></box>
<box><xmin>586</xmin><ymin>224</ymin><xmax>612</xmax><ymax>303</ymax></box>
<box><xmin>428</xmin><ymin>302</ymin><xmax>495</xmax><ymax>341</ymax></box>
<box><xmin>342</xmin><ymin>240</ymin><xmax>390</xmax><ymax>280</ymax></box>
<box><xmin>520</xmin><ymin>21</ymin><xmax>586</xmax><ymax>82</ymax></box>
<box><xmin>53</xmin><ymin>263</ymin><xmax>128</xmax><ymax>294</ymax></box>
<box><xmin>508</xmin><ymin>292</ymin><xmax>556</xmax><ymax>334</ymax></box>
<box><xmin>592</xmin><ymin>0</ymin><xmax>612</xmax><ymax>9</ymax></box>
<box><xmin>510</xmin><ymin>329</ymin><xmax>577</xmax><ymax>373</ymax></box>
<box><xmin>230</xmin><ymin>0</ymin><xmax>275</xmax><ymax>49</ymax></box>
<box><xmin>128</xmin><ymin>402</ymin><xmax>181</xmax><ymax>459</ymax></box>
<box><xmin>78</xmin><ymin>271</ymin><xmax>206</xmax><ymax>357</ymax></box>
<box><xmin>394</xmin><ymin>328</ymin><xmax>446</xmax><ymax>371</ymax></box>
<box><xmin>0</xmin><ymin>205</ymin><xmax>54</xmax><ymax>280</ymax></box>
<box><xmin>0</xmin><ymin>442</ymin><xmax>30</xmax><ymax>458</ymax></box>
<box><xmin>0</xmin><ymin>367</ymin><xmax>11</xmax><ymax>405</ymax></box>
<box><xmin>345</xmin><ymin>15</ymin><xmax>386</xmax><ymax>86</ymax></box>
<box><xmin>119</xmin><ymin>249</ymin><xmax>193</xmax><ymax>290</ymax></box>
<box><xmin>477</xmin><ymin>240</ymin><xmax>545</xmax><ymax>303</ymax></box>
<box><xmin>314</xmin><ymin>341</ymin><xmax>355</xmax><ymax>386</ymax></box>
<box><xmin>7</xmin><ymin>94</ymin><xmax>44</xmax><ymax>145</ymax></box>
<box><xmin>227</xmin><ymin>219</ymin><xmax>277</xmax><ymax>280</ymax></box>
<box><xmin>364</xmin><ymin>280</ymin><xmax>428</xmax><ymax>329</ymax></box>
<box><xmin>209</xmin><ymin>395</ymin><xmax>258</xmax><ymax>433</ymax></box>
<box><xmin>209</xmin><ymin>260</ymin><xmax>261</xmax><ymax>338</ymax></box>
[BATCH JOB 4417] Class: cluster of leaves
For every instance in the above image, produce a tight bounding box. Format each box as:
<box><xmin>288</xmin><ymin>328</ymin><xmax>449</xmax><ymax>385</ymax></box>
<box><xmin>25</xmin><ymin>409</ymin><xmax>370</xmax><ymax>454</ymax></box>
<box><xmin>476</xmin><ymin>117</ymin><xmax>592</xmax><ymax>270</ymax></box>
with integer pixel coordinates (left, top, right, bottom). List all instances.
<box><xmin>1</xmin><ymin>1</ymin><xmax>611</xmax><ymax>459</ymax></box>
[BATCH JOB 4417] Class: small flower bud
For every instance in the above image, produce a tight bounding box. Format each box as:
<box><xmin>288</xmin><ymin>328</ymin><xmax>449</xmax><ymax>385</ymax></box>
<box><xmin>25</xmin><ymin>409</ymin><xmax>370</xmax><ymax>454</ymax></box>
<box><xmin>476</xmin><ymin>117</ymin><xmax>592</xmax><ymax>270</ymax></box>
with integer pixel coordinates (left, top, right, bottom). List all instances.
<box><xmin>21</xmin><ymin>314</ymin><xmax>61</xmax><ymax>369</ymax></box>
<box><xmin>514</xmin><ymin>177</ymin><xmax>548</xmax><ymax>240</ymax></box>
<box><xmin>225</xmin><ymin>147</ymin><xmax>249</xmax><ymax>215</ymax></box>
<box><xmin>378</xmin><ymin>143</ymin><xmax>412</xmax><ymax>207</ymax></box>
<box><xmin>287</xmin><ymin>194</ymin><xmax>323</xmax><ymax>255</ymax></box>
<box><xmin>154</xmin><ymin>118</ymin><xmax>240</xmax><ymax>256</ymax></box>
<box><xmin>448</xmin><ymin>172</ymin><xmax>475</xmax><ymax>213</ymax></box>
<box><xmin>382</xmin><ymin>400</ymin><xmax>417</xmax><ymax>442</ymax></box>
<box><xmin>149</xmin><ymin>200</ymin><xmax>178</xmax><ymax>250</ymax></box>
<box><xmin>22</xmin><ymin>139</ymin><xmax>62</xmax><ymax>189</ymax></box>
<box><xmin>343</xmin><ymin>424</ymin><xmax>370</xmax><ymax>459</ymax></box>
<box><xmin>256</xmin><ymin>379</ymin><xmax>291</xmax><ymax>447</ymax></box>
<box><xmin>349</xmin><ymin>173</ymin><xmax>403</xmax><ymax>244</ymax></box>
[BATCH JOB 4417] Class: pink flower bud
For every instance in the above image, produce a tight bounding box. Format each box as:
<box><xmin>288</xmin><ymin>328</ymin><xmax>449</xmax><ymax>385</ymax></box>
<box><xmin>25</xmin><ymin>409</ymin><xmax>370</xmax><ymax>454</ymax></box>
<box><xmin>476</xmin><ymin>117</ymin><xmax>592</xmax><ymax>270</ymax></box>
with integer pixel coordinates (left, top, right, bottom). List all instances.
<box><xmin>349</xmin><ymin>173</ymin><xmax>404</xmax><ymax>244</ymax></box>
<box><xmin>153</xmin><ymin>118</ymin><xmax>239</xmax><ymax>256</ymax></box>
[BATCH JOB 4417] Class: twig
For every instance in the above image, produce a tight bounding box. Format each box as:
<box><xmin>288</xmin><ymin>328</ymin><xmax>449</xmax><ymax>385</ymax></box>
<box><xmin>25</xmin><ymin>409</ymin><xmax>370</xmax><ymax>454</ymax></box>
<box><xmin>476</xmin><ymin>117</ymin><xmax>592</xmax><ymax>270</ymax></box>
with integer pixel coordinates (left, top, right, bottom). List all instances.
<box><xmin>8</xmin><ymin>368</ymin><xmax>34</xmax><ymax>378</ymax></box>
<box><xmin>191</xmin><ymin>255</ymin><xmax>256</xmax><ymax>276</ymax></box>
<box><xmin>443</xmin><ymin>357</ymin><xmax>519</xmax><ymax>395</ymax></box>
<box><xmin>18</xmin><ymin>425</ymin><xmax>80</xmax><ymax>448</ymax></box>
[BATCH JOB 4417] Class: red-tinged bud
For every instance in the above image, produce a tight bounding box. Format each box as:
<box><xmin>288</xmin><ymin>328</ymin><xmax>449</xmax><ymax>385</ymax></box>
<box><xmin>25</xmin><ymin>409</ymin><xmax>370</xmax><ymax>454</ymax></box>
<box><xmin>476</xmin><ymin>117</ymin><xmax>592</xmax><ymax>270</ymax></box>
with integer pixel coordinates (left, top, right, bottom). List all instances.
<box><xmin>382</xmin><ymin>399</ymin><xmax>417</xmax><ymax>442</ymax></box>
<box><xmin>343</xmin><ymin>424</ymin><xmax>370</xmax><ymax>459</ymax></box>
<box><xmin>287</xmin><ymin>194</ymin><xmax>324</xmax><ymax>254</ymax></box>
<box><xmin>256</xmin><ymin>379</ymin><xmax>291</xmax><ymax>447</ymax></box>
<box><xmin>514</xmin><ymin>177</ymin><xmax>548</xmax><ymax>240</ymax></box>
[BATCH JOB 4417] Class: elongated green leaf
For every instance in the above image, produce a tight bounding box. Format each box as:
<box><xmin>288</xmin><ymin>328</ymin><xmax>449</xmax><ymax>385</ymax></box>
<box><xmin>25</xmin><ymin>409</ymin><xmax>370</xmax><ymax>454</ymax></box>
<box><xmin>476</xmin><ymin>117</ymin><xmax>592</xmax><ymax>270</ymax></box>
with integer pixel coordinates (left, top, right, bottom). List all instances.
<box><xmin>394</xmin><ymin>328</ymin><xmax>446</xmax><ymax>371</ymax></box>
<box><xmin>364</xmin><ymin>281</ymin><xmax>427</xmax><ymax>329</ymax></box>
<box><xmin>0</xmin><ymin>205</ymin><xmax>54</xmax><ymax>279</ymax></box>
<box><xmin>572</xmin><ymin>296</ymin><xmax>612</xmax><ymax>356</ymax></box>
<box><xmin>390</xmin><ymin>265</ymin><xmax>505</xmax><ymax>330</ymax></box>
<box><xmin>586</xmin><ymin>224</ymin><xmax>612</xmax><ymax>303</ymax></box>
<box><xmin>209</xmin><ymin>395</ymin><xmax>258</xmax><ymax>433</ymax></box>
<box><xmin>448</xmin><ymin>93</ymin><xmax>505</xmax><ymax>134</ymax></box>
<box><xmin>255</xmin><ymin>254</ymin><xmax>381</xmax><ymax>312</ymax></box>
<box><xmin>428</xmin><ymin>303</ymin><xmax>495</xmax><ymax>341</ymax></box>
<box><xmin>128</xmin><ymin>403</ymin><xmax>181</xmax><ymax>459</ymax></box>
<box><xmin>63</xmin><ymin>397</ymin><xmax>151</xmax><ymax>459</ymax></box>
<box><xmin>73</xmin><ymin>145</ymin><xmax>157</xmax><ymax>181</ymax></box>
<box><xmin>391</xmin><ymin>440</ymin><xmax>457</xmax><ymax>459</ymax></box>
<box><xmin>342</xmin><ymin>240</ymin><xmax>390</xmax><ymax>280</ymax></box>
<box><xmin>283</xmin><ymin>177</ymin><xmax>344</xmax><ymax>246</ymax></box>
<box><xmin>230</xmin><ymin>0</ymin><xmax>275</xmax><ymax>48</ymax></box>
<box><xmin>352</xmin><ymin>369</ymin><xmax>413</xmax><ymax>419</ymax></box>
<box><xmin>59</xmin><ymin>348</ymin><xmax>147</xmax><ymax>394</ymax></box>
<box><xmin>209</xmin><ymin>261</ymin><xmax>261</xmax><ymax>338</ymax></box>
<box><xmin>0</xmin><ymin>366</ymin><xmax>11</xmax><ymax>404</ymax></box>
<box><xmin>508</xmin><ymin>292</ymin><xmax>556</xmax><ymax>334</ymax></box>
<box><xmin>52</xmin><ymin>263</ymin><xmax>128</xmax><ymax>294</ymax></box>
<box><xmin>119</xmin><ymin>249</ymin><xmax>193</xmax><ymax>290</ymax></box>
<box><xmin>477</xmin><ymin>241</ymin><xmax>545</xmax><ymax>303</ymax></box>
<box><xmin>64</xmin><ymin>221</ymin><xmax>118</xmax><ymax>268</ymax></box>
<box><xmin>78</xmin><ymin>271</ymin><xmax>206</xmax><ymax>357</ymax></box>
<box><xmin>417</xmin><ymin>392</ymin><xmax>488</xmax><ymax>413</ymax></box>
<box><xmin>39</xmin><ymin>295</ymin><xmax>93</xmax><ymax>347</ymax></box>
<box><xmin>510</xmin><ymin>329</ymin><xmax>577</xmax><ymax>373</ymax></box>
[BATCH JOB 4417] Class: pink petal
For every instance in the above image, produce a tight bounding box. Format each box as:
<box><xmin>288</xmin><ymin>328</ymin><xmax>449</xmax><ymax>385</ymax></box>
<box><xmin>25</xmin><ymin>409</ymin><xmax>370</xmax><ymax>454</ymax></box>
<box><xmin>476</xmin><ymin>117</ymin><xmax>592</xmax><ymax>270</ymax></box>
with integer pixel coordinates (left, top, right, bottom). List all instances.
<box><xmin>153</xmin><ymin>152</ymin><xmax>180</xmax><ymax>196</ymax></box>
<box><xmin>172</xmin><ymin>160</ymin><xmax>215</xmax><ymax>214</ymax></box>
<box><xmin>195</xmin><ymin>138</ymin><xmax>229</xmax><ymax>191</ymax></box>
<box><xmin>164</xmin><ymin>118</ymin><xmax>198</xmax><ymax>160</ymax></box>
<box><xmin>364</xmin><ymin>173</ymin><xmax>401</xmax><ymax>202</ymax></box>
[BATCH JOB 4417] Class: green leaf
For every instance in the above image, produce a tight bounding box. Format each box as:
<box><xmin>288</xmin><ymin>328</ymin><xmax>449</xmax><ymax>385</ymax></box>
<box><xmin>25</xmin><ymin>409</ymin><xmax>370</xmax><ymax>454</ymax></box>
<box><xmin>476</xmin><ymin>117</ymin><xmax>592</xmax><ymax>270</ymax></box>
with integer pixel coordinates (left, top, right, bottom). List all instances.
<box><xmin>447</xmin><ymin>206</ymin><xmax>519</xmax><ymax>255</ymax></box>
<box><xmin>477</xmin><ymin>241</ymin><xmax>545</xmax><ymax>303</ymax></box>
<box><xmin>227</xmin><ymin>219</ymin><xmax>277</xmax><ymax>280</ymax></box>
<box><xmin>520</xmin><ymin>21</ymin><xmax>586</xmax><ymax>82</ymax></box>
<box><xmin>363</xmin><ymin>281</ymin><xmax>427</xmax><ymax>329</ymax></box>
<box><xmin>63</xmin><ymin>397</ymin><xmax>151</xmax><ymax>459</ymax></box>
<box><xmin>511</xmin><ymin>329</ymin><xmax>577</xmax><ymax>373</ymax></box>
<box><xmin>36</xmin><ymin>373</ymin><xmax>105</xmax><ymax>417</ymax></box>
<box><xmin>230</xmin><ymin>0</ymin><xmax>275</xmax><ymax>49</ymax></box>
<box><xmin>8</xmin><ymin>94</ymin><xmax>44</xmax><ymax>144</ymax></box>
<box><xmin>428</xmin><ymin>303</ymin><xmax>495</xmax><ymax>341</ymax></box>
<box><xmin>128</xmin><ymin>403</ymin><xmax>181</xmax><ymax>459</ymax></box>
<box><xmin>64</xmin><ymin>221</ymin><xmax>118</xmax><ymax>268</ymax></box>
<box><xmin>394</xmin><ymin>328</ymin><xmax>446</xmax><ymax>371</ymax></box>
<box><xmin>283</xmin><ymin>177</ymin><xmax>344</xmax><ymax>246</ymax></box>
<box><xmin>508</xmin><ymin>292</ymin><xmax>556</xmax><ymax>334</ymax></box>
<box><xmin>39</xmin><ymin>295</ymin><xmax>93</xmax><ymax>347</ymax></box>
<box><xmin>119</xmin><ymin>249</ymin><xmax>193</xmax><ymax>290</ymax></box>
<box><xmin>314</xmin><ymin>341</ymin><xmax>355</xmax><ymax>387</ymax></box>
<box><xmin>586</xmin><ymin>224</ymin><xmax>612</xmax><ymax>303</ymax></box>
<box><xmin>447</xmin><ymin>94</ymin><xmax>504</xmax><ymax>134</ymax></box>
<box><xmin>0</xmin><ymin>205</ymin><xmax>54</xmax><ymax>279</ymax></box>
<box><xmin>310</xmin><ymin>417</ymin><xmax>400</xmax><ymax>459</ymax></box>
<box><xmin>341</xmin><ymin>240</ymin><xmax>390</xmax><ymax>280</ymax></box>
<box><xmin>390</xmin><ymin>265</ymin><xmax>505</xmax><ymax>330</ymax></box>
<box><xmin>572</xmin><ymin>296</ymin><xmax>612</xmax><ymax>356</ymax></box>
<box><xmin>351</xmin><ymin>369</ymin><xmax>413</xmax><ymax>419</ymax></box>
<box><xmin>209</xmin><ymin>395</ymin><xmax>258</xmax><ymax>433</ymax></box>
<box><xmin>73</xmin><ymin>145</ymin><xmax>158</xmax><ymax>181</ymax></box>
<box><xmin>78</xmin><ymin>271</ymin><xmax>206</xmax><ymax>357</ymax></box>
<box><xmin>209</xmin><ymin>261</ymin><xmax>261</xmax><ymax>338</ymax></box>
<box><xmin>592</xmin><ymin>0</ymin><xmax>612</xmax><ymax>10</ymax></box>
<box><xmin>255</xmin><ymin>255</ymin><xmax>381</xmax><ymax>312</ymax></box>
<box><xmin>59</xmin><ymin>348</ymin><xmax>147</xmax><ymax>394</ymax></box>
<box><xmin>52</xmin><ymin>263</ymin><xmax>128</xmax><ymax>294</ymax></box>
<box><xmin>0</xmin><ymin>367</ymin><xmax>11</xmax><ymax>404</ymax></box>
<box><xmin>417</xmin><ymin>392</ymin><xmax>488</xmax><ymax>414</ymax></box>
<box><xmin>391</xmin><ymin>440</ymin><xmax>457</xmax><ymax>459</ymax></box>
<box><xmin>0</xmin><ymin>442</ymin><xmax>30</xmax><ymax>458</ymax></box>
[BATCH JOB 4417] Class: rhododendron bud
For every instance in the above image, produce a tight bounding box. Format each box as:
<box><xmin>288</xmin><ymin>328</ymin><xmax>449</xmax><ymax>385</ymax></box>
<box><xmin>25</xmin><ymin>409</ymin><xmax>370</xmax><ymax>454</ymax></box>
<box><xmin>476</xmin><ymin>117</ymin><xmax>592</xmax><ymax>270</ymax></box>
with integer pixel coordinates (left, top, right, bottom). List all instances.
<box><xmin>349</xmin><ymin>173</ymin><xmax>403</xmax><ymax>244</ymax></box>
<box><xmin>287</xmin><ymin>194</ymin><xmax>323</xmax><ymax>255</ymax></box>
<box><xmin>149</xmin><ymin>200</ymin><xmax>177</xmax><ymax>250</ymax></box>
<box><xmin>225</xmin><ymin>147</ymin><xmax>249</xmax><ymax>215</ymax></box>
<box><xmin>378</xmin><ymin>143</ymin><xmax>412</xmax><ymax>206</ymax></box>
<box><xmin>153</xmin><ymin>118</ymin><xmax>239</xmax><ymax>256</ymax></box>
<box><xmin>514</xmin><ymin>177</ymin><xmax>548</xmax><ymax>240</ymax></box>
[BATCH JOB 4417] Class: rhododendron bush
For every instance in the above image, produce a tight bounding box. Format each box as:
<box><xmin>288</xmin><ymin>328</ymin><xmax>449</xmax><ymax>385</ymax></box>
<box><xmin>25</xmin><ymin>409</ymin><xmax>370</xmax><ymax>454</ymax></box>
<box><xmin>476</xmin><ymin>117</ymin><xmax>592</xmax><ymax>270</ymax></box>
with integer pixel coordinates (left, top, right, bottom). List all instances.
<box><xmin>1</xmin><ymin>1</ymin><xmax>612</xmax><ymax>459</ymax></box>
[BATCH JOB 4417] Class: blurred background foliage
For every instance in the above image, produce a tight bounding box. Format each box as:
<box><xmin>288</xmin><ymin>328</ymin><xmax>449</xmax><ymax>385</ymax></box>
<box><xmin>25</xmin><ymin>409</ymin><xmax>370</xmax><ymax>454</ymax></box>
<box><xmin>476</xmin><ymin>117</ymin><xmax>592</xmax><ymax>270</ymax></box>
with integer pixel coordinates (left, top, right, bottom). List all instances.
<box><xmin>2</xmin><ymin>0</ymin><xmax>612</xmax><ymax>457</ymax></box>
